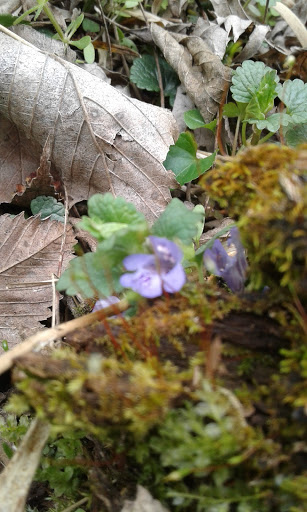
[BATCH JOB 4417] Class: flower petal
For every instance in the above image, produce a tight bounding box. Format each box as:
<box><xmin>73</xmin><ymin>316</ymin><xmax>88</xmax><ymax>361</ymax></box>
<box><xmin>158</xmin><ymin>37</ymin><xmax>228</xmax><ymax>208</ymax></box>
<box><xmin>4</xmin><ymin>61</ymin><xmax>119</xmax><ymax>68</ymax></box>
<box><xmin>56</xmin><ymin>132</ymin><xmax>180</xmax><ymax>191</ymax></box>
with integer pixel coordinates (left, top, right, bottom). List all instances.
<box><xmin>162</xmin><ymin>263</ymin><xmax>186</xmax><ymax>293</ymax></box>
<box><xmin>120</xmin><ymin>269</ymin><xmax>163</xmax><ymax>298</ymax></box>
<box><xmin>122</xmin><ymin>254</ymin><xmax>155</xmax><ymax>271</ymax></box>
<box><xmin>204</xmin><ymin>240</ymin><xmax>229</xmax><ymax>277</ymax></box>
<box><xmin>149</xmin><ymin>236</ymin><xmax>183</xmax><ymax>271</ymax></box>
<box><xmin>92</xmin><ymin>296</ymin><xmax>120</xmax><ymax>312</ymax></box>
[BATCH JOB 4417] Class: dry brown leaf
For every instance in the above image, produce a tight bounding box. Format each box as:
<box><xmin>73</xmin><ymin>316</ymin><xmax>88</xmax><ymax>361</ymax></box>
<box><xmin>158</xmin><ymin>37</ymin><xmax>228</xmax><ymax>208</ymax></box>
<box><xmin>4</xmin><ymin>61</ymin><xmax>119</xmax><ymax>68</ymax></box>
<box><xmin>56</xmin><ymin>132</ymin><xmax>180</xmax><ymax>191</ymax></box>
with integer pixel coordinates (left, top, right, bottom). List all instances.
<box><xmin>0</xmin><ymin>117</ymin><xmax>42</xmax><ymax>204</ymax></box>
<box><xmin>0</xmin><ymin>417</ymin><xmax>50</xmax><ymax>512</ymax></box>
<box><xmin>0</xmin><ymin>28</ymin><xmax>178</xmax><ymax>223</ymax></box>
<box><xmin>151</xmin><ymin>23</ymin><xmax>231</xmax><ymax>123</ymax></box>
<box><xmin>209</xmin><ymin>0</ymin><xmax>248</xmax><ymax>19</ymax></box>
<box><xmin>11</xmin><ymin>136</ymin><xmax>60</xmax><ymax>209</ymax></box>
<box><xmin>0</xmin><ymin>214</ymin><xmax>76</xmax><ymax>351</ymax></box>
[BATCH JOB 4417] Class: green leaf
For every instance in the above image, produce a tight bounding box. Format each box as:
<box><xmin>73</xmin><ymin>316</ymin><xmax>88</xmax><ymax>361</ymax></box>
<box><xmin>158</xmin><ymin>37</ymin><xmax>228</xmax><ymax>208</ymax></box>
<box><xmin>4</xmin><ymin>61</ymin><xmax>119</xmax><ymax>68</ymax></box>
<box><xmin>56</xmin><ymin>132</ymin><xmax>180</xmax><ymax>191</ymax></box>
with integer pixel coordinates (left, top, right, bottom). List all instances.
<box><xmin>30</xmin><ymin>196</ymin><xmax>65</xmax><ymax>223</ymax></box>
<box><xmin>0</xmin><ymin>14</ymin><xmax>19</xmax><ymax>27</ymax></box>
<box><xmin>130</xmin><ymin>55</ymin><xmax>179</xmax><ymax>104</ymax></box>
<box><xmin>57</xmin><ymin>223</ymin><xmax>146</xmax><ymax>298</ymax></box>
<box><xmin>152</xmin><ymin>198</ymin><xmax>205</xmax><ymax>246</ymax></box>
<box><xmin>65</xmin><ymin>13</ymin><xmax>84</xmax><ymax>39</ymax></box>
<box><xmin>79</xmin><ymin>193</ymin><xmax>147</xmax><ymax>242</ymax></box>
<box><xmin>284</xmin><ymin>123</ymin><xmax>307</xmax><ymax>147</ymax></box>
<box><xmin>223</xmin><ymin>102</ymin><xmax>240</xmax><ymax>118</ymax></box>
<box><xmin>280</xmin><ymin>79</ymin><xmax>307</xmax><ymax>124</ymax></box>
<box><xmin>184</xmin><ymin>110</ymin><xmax>216</xmax><ymax>132</ymax></box>
<box><xmin>164</xmin><ymin>132</ymin><xmax>216</xmax><ymax>185</ymax></box>
<box><xmin>248</xmin><ymin>112</ymin><xmax>292</xmax><ymax>132</ymax></box>
<box><xmin>245</xmin><ymin>70</ymin><xmax>280</xmax><ymax>121</ymax></box>
<box><xmin>184</xmin><ymin>110</ymin><xmax>206</xmax><ymax>129</ymax></box>
<box><xmin>82</xmin><ymin>18</ymin><xmax>100</xmax><ymax>33</ymax></box>
<box><xmin>57</xmin><ymin>247</ymin><xmax>123</xmax><ymax>298</ymax></box>
<box><xmin>83</xmin><ymin>42</ymin><xmax>95</xmax><ymax>64</ymax></box>
<box><xmin>70</xmin><ymin>35</ymin><xmax>91</xmax><ymax>50</ymax></box>
<box><xmin>231</xmin><ymin>60</ymin><xmax>280</xmax><ymax>104</ymax></box>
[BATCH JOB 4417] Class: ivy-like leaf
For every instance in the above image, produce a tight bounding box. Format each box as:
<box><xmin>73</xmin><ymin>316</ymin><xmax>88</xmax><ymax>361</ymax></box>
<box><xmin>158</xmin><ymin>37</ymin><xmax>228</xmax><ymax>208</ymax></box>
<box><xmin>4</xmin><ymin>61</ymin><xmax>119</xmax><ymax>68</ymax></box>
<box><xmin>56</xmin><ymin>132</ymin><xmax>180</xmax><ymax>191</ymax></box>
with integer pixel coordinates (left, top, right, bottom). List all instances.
<box><xmin>30</xmin><ymin>196</ymin><xmax>65</xmax><ymax>223</ymax></box>
<box><xmin>130</xmin><ymin>55</ymin><xmax>179</xmax><ymax>104</ymax></box>
<box><xmin>79</xmin><ymin>193</ymin><xmax>147</xmax><ymax>242</ymax></box>
<box><xmin>184</xmin><ymin>110</ymin><xmax>216</xmax><ymax>132</ymax></box>
<box><xmin>152</xmin><ymin>198</ymin><xmax>205</xmax><ymax>246</ymax></box>
<box><xmin>57</xmin><ymin>246</ymin><xmax>124</xmax><ymax>298</ymax></box>
<box><xmin>164</xmin><ymin>132</ymin><xmax>216</xmax><ymax>185</ymax></box>
<box><xmin>280</xmin><ymin>79</ymin><xmax>307</xmax><ymax>125</ymax></box>
<box><xmin>57</xmin><ymin>221</ymin><xmax>147</xmax><ymax>298</ymax></box>
<box><xmin>231</xmin><ymin>60</ymin><xmax>281</xmax><ymax>104</ymax></box>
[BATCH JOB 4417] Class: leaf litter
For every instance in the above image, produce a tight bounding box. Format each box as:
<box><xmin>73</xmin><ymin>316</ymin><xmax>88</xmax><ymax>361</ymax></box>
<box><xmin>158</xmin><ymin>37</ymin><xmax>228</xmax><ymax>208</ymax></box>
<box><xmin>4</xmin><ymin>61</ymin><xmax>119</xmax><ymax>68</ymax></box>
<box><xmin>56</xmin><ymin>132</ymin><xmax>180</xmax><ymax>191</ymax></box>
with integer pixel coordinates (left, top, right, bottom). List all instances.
<box><xmin>0</xmin><ymin>1</ymin><xmax>306</xmax><ymax>511</ymax></box>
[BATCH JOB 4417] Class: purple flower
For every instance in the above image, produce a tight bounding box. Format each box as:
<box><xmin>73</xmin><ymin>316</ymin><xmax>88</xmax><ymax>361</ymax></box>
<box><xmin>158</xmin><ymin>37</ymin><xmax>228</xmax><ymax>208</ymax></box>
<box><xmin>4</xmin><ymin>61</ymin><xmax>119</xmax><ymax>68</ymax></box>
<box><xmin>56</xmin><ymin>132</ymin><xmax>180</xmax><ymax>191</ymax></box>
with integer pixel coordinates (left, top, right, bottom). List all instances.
<box><xmin>203</xmin><ymin>227</ymin><xmax>247</xmax><ymax>293</ymax></box>
<box><xmin>92</xmin><ymin>295</ymin><xmax>120</xmax><ymax>313</ymax></box>
<box><xmin>120</xmin><ymin>236</ymin><xmax>186</xmax><ymax>298</ymax></box>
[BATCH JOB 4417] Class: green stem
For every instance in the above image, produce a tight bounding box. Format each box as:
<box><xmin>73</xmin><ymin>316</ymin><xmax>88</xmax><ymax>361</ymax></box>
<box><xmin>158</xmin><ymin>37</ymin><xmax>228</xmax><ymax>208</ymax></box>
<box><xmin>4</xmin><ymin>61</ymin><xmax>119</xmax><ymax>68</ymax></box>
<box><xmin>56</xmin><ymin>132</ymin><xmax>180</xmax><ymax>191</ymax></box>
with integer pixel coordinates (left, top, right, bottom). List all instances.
<box><xmin>43</xmin><ymin>3</ymin><xmax>65</xmax><ymax>42</ymax></box>
<box><xmin>13</xmin><ymin>5</ymin><xmax>40</xmax><ymax>25</ymax></box>
<box><xmin>241</xmin><ymin>122</ymin><xmax>247</xmax><ymax>146</ymax></box>
<box><xmin>258</xmin><ymin>131</ymin><xmax>275</xmax><ymax>144</ymax></box>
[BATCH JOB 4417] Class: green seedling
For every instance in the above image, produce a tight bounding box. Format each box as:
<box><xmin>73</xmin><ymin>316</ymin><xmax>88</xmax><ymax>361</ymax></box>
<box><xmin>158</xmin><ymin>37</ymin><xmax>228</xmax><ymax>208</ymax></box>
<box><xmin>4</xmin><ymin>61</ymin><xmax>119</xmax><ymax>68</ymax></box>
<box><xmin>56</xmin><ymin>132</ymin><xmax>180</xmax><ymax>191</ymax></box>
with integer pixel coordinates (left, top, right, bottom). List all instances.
<box><xmin>13</xmin><ymin>0</ymin><xmax>95</xmax><ymax>63</ymax></box>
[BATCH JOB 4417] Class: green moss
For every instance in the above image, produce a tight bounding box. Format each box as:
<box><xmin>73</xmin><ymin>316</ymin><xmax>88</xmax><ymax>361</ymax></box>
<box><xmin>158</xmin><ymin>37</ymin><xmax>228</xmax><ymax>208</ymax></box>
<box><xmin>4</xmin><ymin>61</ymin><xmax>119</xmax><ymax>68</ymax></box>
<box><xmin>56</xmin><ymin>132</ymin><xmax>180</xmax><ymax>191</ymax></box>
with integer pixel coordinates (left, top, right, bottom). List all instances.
<box><xmin>201</xmin><ymin>144</ymin><xmax>307</xmax><ymax>295</ymax></box>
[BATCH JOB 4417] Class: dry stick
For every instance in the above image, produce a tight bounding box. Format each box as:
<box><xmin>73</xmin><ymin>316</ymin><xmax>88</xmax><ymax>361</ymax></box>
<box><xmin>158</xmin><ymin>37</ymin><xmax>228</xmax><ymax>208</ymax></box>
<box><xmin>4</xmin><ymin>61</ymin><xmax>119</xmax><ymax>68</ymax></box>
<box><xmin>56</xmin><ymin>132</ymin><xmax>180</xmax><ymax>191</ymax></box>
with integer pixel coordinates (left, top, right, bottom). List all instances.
<box><xmin>0</xmin><ymin>298</ymin><xmax>129</xmax><ymax>376</ymax></box>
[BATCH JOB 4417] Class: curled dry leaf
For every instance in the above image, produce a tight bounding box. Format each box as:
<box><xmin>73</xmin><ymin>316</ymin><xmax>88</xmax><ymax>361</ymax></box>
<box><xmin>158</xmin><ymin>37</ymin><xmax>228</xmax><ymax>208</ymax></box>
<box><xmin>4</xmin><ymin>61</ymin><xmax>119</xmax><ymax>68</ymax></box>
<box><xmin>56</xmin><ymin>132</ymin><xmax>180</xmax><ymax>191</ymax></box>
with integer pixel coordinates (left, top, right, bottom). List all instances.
<box><xmin>0</xmin><ymin>29</ymin><xmax>178</xmax><ymax>223</ymax></box>
<box><xmin>151</xmin><ymin>23</ymin><xmax>232</xmax><ymax>123</ymax></box>
<box><xmin>0</xmin><ymin>214</ymin><xmax>76</xmax><ymax>350</ymax></box>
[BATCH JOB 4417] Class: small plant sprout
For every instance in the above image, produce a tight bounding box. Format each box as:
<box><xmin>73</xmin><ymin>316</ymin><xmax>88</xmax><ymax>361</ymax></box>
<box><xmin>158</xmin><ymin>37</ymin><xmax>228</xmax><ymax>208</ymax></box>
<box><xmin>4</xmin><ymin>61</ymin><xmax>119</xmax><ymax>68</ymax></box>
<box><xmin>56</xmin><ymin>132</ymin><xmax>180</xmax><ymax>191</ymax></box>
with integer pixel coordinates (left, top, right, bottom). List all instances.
<box><xmin>203</xmin><ymin>228</ymin><xmax>247</xmax><ymax>293</ymax></box>
<box><xmin>120</xmin><ymin>236</ymin><xmax>186</xmax><ymax>298</ymax></box>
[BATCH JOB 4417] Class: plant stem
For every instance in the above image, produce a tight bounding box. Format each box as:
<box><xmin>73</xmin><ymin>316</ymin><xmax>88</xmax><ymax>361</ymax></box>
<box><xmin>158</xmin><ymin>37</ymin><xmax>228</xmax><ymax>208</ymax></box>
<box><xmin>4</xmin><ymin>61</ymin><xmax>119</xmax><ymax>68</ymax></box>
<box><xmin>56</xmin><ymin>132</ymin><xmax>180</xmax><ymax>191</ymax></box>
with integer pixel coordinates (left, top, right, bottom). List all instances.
<box><xmin>258</xmin><ymin>131</ymin><xmax>275</xmax><ymax>144</ymax></box>
<box><xmin>43</xmin><ymin>2</ymin><xmax>65</xmax><ymax>42</ymax></box>
<box><xmin>241</xmin><ymin>121</ymin><xmax>247</xmax><ymax>146</ymax></box>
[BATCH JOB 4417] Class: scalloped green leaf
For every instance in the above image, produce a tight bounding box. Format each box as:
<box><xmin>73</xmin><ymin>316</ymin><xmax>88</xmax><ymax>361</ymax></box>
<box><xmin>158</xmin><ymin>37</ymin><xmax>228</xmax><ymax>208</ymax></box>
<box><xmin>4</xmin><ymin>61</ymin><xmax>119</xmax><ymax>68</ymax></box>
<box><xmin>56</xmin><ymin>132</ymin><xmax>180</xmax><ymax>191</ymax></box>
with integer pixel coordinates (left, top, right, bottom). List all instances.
<box><xmin>231</xmin><ymin>60</ymin><xmax>280</xmax><ymax>104</ymax></box>
<box><xmin>152</xmin><ymin>198</ymin><xmax>205</xmax><ymax>246</ymax></box>
<box><xmin>30</xmin><ymin>196</ymin><xmax>65</xmax><ymax>223</ymax></box>
<box><xmin>163</xmin><ymin>132</ymin><xmax>216</xmax><ymax>185</ymax></box>
<box><xmin>79</xmin><ymin>193</ymin><xmax>147</xmax><ymax>242</ymax></box>
<box><xmin>280</xmin><ymin>79</ymin><xmax>307</xmax><ymax>124</ymax></box>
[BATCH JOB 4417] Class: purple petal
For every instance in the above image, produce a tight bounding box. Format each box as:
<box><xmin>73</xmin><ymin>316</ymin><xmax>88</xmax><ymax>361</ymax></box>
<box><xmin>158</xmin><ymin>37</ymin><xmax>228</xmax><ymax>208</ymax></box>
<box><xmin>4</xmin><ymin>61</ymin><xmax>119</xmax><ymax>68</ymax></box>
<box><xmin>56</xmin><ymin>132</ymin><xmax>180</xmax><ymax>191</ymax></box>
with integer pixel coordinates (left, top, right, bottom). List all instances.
<box><xmin>223</xmin><ymin>266</ymin><xmax>245</xmax><ymax>293</ymax></box>
<box><xmin>92</xmin><ymin>296</ymin><xmax>120</xmax><ymax>312</ymax></box>
<box><xmin>148</xmin><ymin>236</ymin><xmax>183</xmax><ymax>272</ymax></box>
<box><xmin>120</xmin><ymin>269</ymin><xmax>163</xmax><ymax>298</ymax></box>
<box><xmin>203</xmin><ymin>240</ymin><xmax>229</xmax><ymax>277</ymax></box>
<box><xmin>162</xmin><ymin>263</ymin><xmax>186</xmax><ymax>293</ymax></box>
<box><xmin>122</xmin><ymin>254</ymin><xmax>155</xmax><ymax>271</ymax></box>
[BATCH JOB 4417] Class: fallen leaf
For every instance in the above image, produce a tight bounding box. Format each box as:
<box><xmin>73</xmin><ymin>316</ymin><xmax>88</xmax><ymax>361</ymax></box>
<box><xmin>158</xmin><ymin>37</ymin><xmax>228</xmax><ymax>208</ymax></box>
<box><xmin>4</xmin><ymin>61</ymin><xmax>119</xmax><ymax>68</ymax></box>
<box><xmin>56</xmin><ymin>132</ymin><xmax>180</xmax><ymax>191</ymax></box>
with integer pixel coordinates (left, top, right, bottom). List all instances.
<box><xmin>209</xmin><ymin>0</ymin><xmax>249</xmax><ymax>19</ymax></box>
<box><xmin>193</xmin><ymin>17</ymin><xmax>230</xmax><ymax>59</ymax></box>
<box><xmin>0</xmin><ymin>28</ymin><xmax>178</xmax><ymax>223</ymax></box>
<box><xmin>234</xmin><ymin>24</ymin><xmax>270</xmax><ymax>63</ymax></box>
<box><xmin>150</xmin><ymin>24</ymin><xmax>231</xmax><ymax>123</ymax></box>
<box><xmin>0</xmin><ymin>214</ymin><xmax>76</xmax><ymax>350</ymax></box>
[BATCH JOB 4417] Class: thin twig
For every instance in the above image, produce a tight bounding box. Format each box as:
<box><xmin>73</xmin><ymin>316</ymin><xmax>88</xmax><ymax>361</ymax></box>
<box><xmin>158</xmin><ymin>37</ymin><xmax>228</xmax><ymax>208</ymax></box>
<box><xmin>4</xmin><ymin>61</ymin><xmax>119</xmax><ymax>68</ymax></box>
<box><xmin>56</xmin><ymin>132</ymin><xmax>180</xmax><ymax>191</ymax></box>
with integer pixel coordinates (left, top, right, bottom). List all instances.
<box><xmin>0</xmin><ymin>299</ymin><xmax>129</xmax><ymax>376</ymax></box>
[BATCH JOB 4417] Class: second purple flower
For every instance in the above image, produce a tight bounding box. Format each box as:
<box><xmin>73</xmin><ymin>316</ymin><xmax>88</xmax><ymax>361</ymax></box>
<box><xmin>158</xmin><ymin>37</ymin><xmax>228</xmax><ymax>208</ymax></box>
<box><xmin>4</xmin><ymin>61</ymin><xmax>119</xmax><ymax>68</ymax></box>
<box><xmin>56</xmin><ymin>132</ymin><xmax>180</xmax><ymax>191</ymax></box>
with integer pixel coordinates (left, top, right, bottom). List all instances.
<box><xmin>120</xmin><ymin>236</ymin><xmax>186</xmax><ymax>298</ymax></box>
